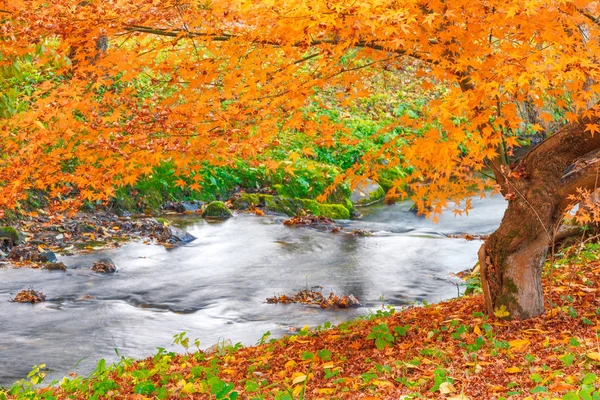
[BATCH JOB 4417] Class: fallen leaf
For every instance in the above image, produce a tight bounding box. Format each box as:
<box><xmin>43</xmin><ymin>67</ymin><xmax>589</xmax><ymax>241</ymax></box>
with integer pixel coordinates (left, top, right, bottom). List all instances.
<box><xmin>292</xmin><ymin>373</ymin><xmax>307</xmax><ymax>384</ymax></box>
<box><xmin>586</xmin><ymin>352</ymin><xmax>600</xmax><ymax>361</ymax></box>
<box><xmin>509</xmin><ymin>338</ymin><xmax>530</xmax><ymax>352</ymax></box>
<box><xmin>439</xmin><ymin>381</ymin><xmax>456</xmax><ymax>394</ymax></box>
<box><xmin>506</xmin><ymin>366</ymin><xmax>522</xmax><ymax>374</ymax></box>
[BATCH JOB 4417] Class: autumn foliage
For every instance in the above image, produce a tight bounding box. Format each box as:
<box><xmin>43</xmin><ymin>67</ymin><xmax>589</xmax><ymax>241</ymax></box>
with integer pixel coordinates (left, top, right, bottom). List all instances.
<box><xmin>1</xmin><ymin>0</ymin><xmax>599</xmax><ymax>214</ymax></box>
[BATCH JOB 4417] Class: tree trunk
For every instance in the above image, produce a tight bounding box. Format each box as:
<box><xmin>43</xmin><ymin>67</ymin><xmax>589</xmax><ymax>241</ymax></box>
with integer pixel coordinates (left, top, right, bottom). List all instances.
<box><xmin>479</xmin><ymin>112</ymin><xmax>600</xmax><ymax>319</ymax></box>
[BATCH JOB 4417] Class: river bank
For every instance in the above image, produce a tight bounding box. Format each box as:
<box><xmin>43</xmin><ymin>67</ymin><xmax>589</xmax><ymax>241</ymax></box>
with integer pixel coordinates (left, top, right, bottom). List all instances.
<box><xmin>3</xmin><ymin>239</ymin><xmax>600</xmax><ymax>399</ymax></box>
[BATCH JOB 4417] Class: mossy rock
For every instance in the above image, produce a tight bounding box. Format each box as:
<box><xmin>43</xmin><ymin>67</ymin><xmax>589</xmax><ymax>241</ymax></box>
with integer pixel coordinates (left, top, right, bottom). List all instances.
<box><xmin>378</xmin><ymin>178</ymin><xmax>394</xmax><ymax>193</ymax></box>
<box><xmin>316</xmin><ymin>204</ymin><xmax>350</xmax><ymax>219</ymax></box>
<box><xmin>0</xmin><ymin>226</ymin><xmax>24</xmax><ymax>245</ymax></box>
<box><xmin>202</xmin><ymin>201</ymin><xmax>233</xmax><ymax>218</ymax></box>
<box><xmin>350</xmin><ymin>179</ymin><xmax>385</xmax><ymax>206</ymax></box>
<box><xmin>232</xmin><ymin>194</ymin><xmax>261</xmax><ymax>210</ymax></box>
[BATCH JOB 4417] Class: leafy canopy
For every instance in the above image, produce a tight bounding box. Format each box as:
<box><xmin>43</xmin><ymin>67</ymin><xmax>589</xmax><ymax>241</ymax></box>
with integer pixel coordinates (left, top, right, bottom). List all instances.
<box><xmin>1</xmin><ymin>0</ymin><xmax>599</xmax><ymax>212</ymax></box>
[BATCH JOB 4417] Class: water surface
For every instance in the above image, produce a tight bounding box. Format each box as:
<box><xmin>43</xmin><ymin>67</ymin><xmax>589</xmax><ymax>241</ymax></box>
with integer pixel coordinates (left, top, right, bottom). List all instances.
<box><xmin>0</xmin><ymin>195</ymin><xmax>506</xmax><ymax>386</ymax></box>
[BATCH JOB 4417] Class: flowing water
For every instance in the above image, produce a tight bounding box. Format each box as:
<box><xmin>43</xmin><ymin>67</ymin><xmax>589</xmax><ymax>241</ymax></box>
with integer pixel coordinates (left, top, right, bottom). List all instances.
<box><xmin>0</xmin><ymin>196</ymin><xmax>506</xmax><ymax>386</ymax></box>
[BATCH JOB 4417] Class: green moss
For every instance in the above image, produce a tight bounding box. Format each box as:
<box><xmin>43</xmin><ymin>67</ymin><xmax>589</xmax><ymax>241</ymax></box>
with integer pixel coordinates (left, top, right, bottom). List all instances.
<box><xmin>202</xmin><ymin>201</ymin><xmax>233</xmax><ymax>218</ymax></box>
<box><xmin>232</xmin><ymin>194</ymin><xmax>261</xmax><ymax>210</ymax></box>
<box><xmin>264</xmin><ymin>196</ymin><xmax>306</xmax><ymax>216</ymax></box>
<box><xmin>233</xmin><ymin>194</ymin><xmax>350</xmax><ymax>220</ymax></box>
<box><xmin>503</xmin><ymin>277</ymin><xmax>519</xmax><ymax>294</ymax></box>
<box><xmin>378</xmin><ymin>178</ymin><xmax>394</xmax><ymax>193</ymax></box>
<box><xmin>0</xmin><ymin>226</ymin><xmax>23</xmax><ymax>244</ymax></box>
<box><xmin>317</xmin><ymin>204</ymin><xmax>350</xmax><ymax>219</ymax></box>
<box><xmin>356</xmin><ymin>185</ymin><xmax>385</xmax><ymax>205</ymax></box>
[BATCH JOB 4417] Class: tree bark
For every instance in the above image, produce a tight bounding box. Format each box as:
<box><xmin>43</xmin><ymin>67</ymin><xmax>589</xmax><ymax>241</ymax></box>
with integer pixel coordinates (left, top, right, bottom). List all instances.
<box><xmin>480</xmin><ymin>111</ymin><xmax>600</xmax><ymax>319</ymax></box>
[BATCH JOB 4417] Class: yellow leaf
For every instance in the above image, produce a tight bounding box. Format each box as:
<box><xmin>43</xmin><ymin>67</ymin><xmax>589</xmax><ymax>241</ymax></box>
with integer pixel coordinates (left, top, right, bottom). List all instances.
<box><xmin>285</xmin><ymin>360</ymin><xmax>296</xmax><ymax>370</ymax></box>
<box><xmin>34</xmin><ymin>120</ymin><xmax>46</xmax><ymax>130</ymax></box>
<box><xmin>439</xmin><ymin>381</ymin><xmax>456</xmax><ymax>394</ymax></box>
<box><xmin>506</xmin><ymin>366</ymin><xmax>522</xmax><ymax>374</ymax></box>
<box><xmin>494</xmin><ymin>305</ymin><xmax>510</xmax><ymax>318</ymax></box>
<box><xmin>372</xmin><ymin>379</ymin><xmax>392</xmax><ymax>387</ymax></box>
<box><xmin>292</xmin><ymin>385</ymin><xmax>303</xmax><ymax>397</ymax></box>
<box><xmin>318</xmin><ymin>388</ymin><xmax>335</xmax><ymax>394</ymax></box>
<box><xmin>473</xmin><ymin>324</ymin><xmax>482</xmax><ymax>335</ymax></box>
<box><xmin>181</xmin><ymin>382</ymin><xmax>196</xmax><ymax>394</ymax></box>
<box><xmin>509</xmin><ymin>339</ymin><xmax>530</xmax><ymax>352</ymax></box>
<box><xmin>292</xmin><ymin>373</ymin><xmax>307</xmax><ymax>384</ymax></box>
<box><xmin>586</xmin><ymin>352</ymin><xmax>600</xmax><ymax>361</ymax></box>
<box><xmin>322</xmin><ymin>362</ymin><xmax>335</xmax><ymax>369</ymax></box>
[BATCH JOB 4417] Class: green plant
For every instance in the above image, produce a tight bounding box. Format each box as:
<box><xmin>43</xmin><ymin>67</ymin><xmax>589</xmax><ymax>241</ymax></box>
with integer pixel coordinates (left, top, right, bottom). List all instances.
<box><xmin>367</xmin><ymin>323</ymin><xmax>395</xmax><ymax>350</ymax></box>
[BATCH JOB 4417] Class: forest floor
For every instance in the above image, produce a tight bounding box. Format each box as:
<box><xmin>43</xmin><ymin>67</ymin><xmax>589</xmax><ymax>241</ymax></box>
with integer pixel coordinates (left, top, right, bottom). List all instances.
<box><xmin>3</xmin><ymin>241</ymin><xmax>600</xmax><ymax>399</ymax></box>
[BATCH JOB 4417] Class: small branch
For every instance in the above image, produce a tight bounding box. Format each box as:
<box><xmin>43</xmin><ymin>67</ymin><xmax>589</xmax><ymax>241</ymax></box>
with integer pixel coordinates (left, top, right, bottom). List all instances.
<box><xmin>122</xmin><ymin>25</ymin><xmax>437</xmax><ymax>65</ymax></box>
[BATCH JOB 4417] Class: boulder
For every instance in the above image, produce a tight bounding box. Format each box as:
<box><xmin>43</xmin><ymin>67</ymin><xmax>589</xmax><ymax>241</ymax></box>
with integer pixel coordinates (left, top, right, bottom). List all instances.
<box><xmin>38</xmin><ymin>250</ymin><xmax>57</xmax><ymax>263</ymax></box>
<box><xmin>42</xmin><ymin>262</ymin><xmax>67</xmax><ymax>271</ymax></box>
<box><xmin>0</xmin><ymin>226</ymin><xmax>24</xmax><ymax>252</ymax></box>
<box><xmin>350</xmin><ymin>179</ymin><xmax>385</xmax><ymax>206</ymax></box>
<box><xmin>202</xmin><ymin>201</ymin><xmax>233</xmax><ymax>218</ymax></box>
<box><xmin>165</xmin><ymin>225</ymin><xmax>196</xmax><ymax>244</ymax></box>
<box><xmin>91</xmin><ymin>258</ymin><xmax>117</xmax><ymax>273</ymax></box>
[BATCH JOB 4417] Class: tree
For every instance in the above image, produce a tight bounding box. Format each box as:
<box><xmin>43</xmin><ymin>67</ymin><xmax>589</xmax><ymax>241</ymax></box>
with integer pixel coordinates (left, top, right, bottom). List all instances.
<box><xmin>2</xmin><ymin>0</ymin><xmax>600</xmax><ymax>319</ymax></box>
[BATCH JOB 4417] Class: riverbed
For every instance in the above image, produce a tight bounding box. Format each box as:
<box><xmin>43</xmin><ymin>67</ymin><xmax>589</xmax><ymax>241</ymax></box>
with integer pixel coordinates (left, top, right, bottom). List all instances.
<box><xmin>0</xmin><ymin>195</ymin><xmax>506</xmax><ymax>386</ymax></box>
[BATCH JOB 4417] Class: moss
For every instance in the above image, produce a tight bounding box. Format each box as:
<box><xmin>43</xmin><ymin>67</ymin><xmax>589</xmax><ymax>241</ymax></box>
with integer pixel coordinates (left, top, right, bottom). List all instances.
<box><xmin>317</xmin><ymin>204</ymin><xmax>350</xmax><ymax>219</ymax></box>
<box><xmin>359</xmin><ymin>185</ymin><xmax>385</xmax><ymax>205</ymax></box>
<box><xmin>202</xmin><ymin>201</ymin><xmax>233</xmax><ymax>218</ymax></box>
<box><xmin>378</xmin><ymin>178</ymin><xmax>394</xmax><ymax>193</ymax></box>
<box><xmin>234</xmin><ymin>194</ymin><xmax>350</xmax><ymax>220</ymax></box>
<box><xmin>0</xmin><ymin>226</ymin><xmax>23</xmax><ymax>244</ymax></box>
<box><xmin>264</xmin><ymin>196</ymin><xmax>306</xmax><ymax>216</ymax></box>
<box><xmin>503</xmin><ymin>277</ymin><xmax>519</xmax><ymax>294</ymax></box>
<box><xmin>232</xmin><ymin>194</ymin><xmax>261</xmax><ymax>210</ymax></box>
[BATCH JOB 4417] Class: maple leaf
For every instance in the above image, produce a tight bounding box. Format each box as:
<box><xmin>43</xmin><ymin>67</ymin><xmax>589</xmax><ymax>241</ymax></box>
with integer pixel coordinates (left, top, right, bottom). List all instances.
<box><xmin>494</xmin><ymin>305</ymin><xmax>510</xmax><ymax>318</ymax></box>
<box><xmin>585</xmin><ymin>123</ymin><xmax>600</xmax><ymax>136</ymax></box>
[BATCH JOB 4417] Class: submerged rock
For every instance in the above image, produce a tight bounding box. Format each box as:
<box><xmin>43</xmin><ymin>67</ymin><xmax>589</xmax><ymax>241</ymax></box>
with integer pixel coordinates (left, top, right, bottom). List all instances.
<box><xmin>164</xmin><ymin>225</ymin><xmax>196</xmax><ymax>244</ymax></box>
<box><xmin>202</xmin><ymin>201</ymin><xmax>233</xmax><ymax>218</ymax></box>
<box><xmin>38</xmin><ymin>250</ymin><xmax>57</xmax><ymax>263</ymax></box>
<box><xmin>42</xmin><ymin>262</ymin><xmax>67</xmax><ymax>271</ymax></box>
<box><xmin>91</xmin><ymin>258</ymin><xmax>117</xmax><ymax>273</ymax></box>
<box><xmin>12</xmin><ymin>289</ymin><xmax>46</xmax><ymax>303</ymax></box>
<box><xmin>350</xmin><ymin>179</ymin><xmax>385</xmax><ymax>206</ymax></box>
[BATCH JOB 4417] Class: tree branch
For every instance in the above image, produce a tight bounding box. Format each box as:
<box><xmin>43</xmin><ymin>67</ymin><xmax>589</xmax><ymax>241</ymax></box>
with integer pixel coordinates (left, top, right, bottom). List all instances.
<box><xmin>122</xmin><ymin>25</ymin><xmax>437</xmax><ymax>65</ymax></box>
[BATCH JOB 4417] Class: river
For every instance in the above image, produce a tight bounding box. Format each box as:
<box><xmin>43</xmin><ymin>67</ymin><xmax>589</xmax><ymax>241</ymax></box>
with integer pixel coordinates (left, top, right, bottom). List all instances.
<box><xmin>0</xmin><ymin>195</ymin><xmax>506</xmax><ymax>386</ymax></box>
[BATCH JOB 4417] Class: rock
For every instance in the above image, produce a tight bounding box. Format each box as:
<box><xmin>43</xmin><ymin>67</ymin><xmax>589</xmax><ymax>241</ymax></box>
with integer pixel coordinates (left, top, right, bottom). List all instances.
<box><xmin>42</xmin><ymin>262</ymin><xmax>67</xmax><ymax>271</ymax></box>
<box><xmin>202</xmin><ymin>201</ymin><xmax>233</xmax><ymax>218</ymax></box>
<box><xmin>38</xmin><ymin>250</ymin><xmax>57</xmax><ymax>263</ymax></box>
<box><xmin>164</xmin><ymin>201</ymin><xmax>203</xmax><ymax>213</ymax></box>
<box><xmin>165</xmin><ymin>225</ymin><xmax>196</xmax><ymax>244</ymax></box>
<box><xmin>12</xmin><ymin>289</ymin><xmax>46</xmax><ymax>303</ymax></box>
<box><xmin>350</xmin><ymin>179</ymin><xmax>385</xmax><ymax>206</ymax></box>
<box><xmin>0</xmin><ymin>226</ymin><xmax>24</xmax><ymax>246</ymax></box>
<box><xmin>91</xmin><ymin>258</ymin><xmax>117</xmax><ymax>273</ymax></box>
<box><xmin>8</xmin><ymin>246</ymin><xmax>39</xmax><ymax>262</ymax></box>
<box><xmin>205</xmin><ymin>339</ymin><xmax>232</xmax><ymax>355</ymax></box>
<box><xmin>232</xmin><ymin>194</ymin><xmax>261</xmax><ymax>210</ymax></box>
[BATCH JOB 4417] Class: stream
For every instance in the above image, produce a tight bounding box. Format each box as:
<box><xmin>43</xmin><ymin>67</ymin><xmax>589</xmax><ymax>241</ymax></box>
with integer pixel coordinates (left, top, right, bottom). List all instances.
<box><xmin>0</xmin><ymin>195</ymin><xmax>506</xmax><ymax>386</ymax></box>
